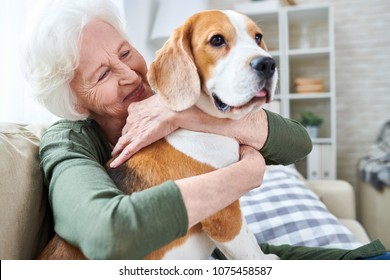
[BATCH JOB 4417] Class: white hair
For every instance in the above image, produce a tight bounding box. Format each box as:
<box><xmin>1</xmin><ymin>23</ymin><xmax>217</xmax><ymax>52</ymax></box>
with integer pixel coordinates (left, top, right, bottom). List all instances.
<box><xmin>23</xmin><ymin>0</ymin><xmax>128</xmax><ymax>120</ymax></box>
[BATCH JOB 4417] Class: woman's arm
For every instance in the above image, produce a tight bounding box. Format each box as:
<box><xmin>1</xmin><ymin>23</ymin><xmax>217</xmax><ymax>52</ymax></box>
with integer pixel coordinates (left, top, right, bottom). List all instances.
<box><xmin>40</xmin><ymin>120</ymin><xmax>187</xmax><ymax>259</ymax></box>
<box><xmin>258</xmin><ymin>110</ymin><xmax>313</xmax><ymax>165</ymax></box>
<box><xmin>111</xmin><ymin>95</ymin><xmax>312</xmax><ymax>168</ymax></box>
<box><xmin>174</xmin><ymin>106</ymin><xmax>312</xmax><ymax>165</ymax></box>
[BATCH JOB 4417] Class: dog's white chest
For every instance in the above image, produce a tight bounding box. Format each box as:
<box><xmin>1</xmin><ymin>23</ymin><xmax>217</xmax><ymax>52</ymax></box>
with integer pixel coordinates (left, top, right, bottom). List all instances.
<box><xmin>166</xmin><ymin>129</ymin><xmax>240</xmax><ymax>168</ymax></box>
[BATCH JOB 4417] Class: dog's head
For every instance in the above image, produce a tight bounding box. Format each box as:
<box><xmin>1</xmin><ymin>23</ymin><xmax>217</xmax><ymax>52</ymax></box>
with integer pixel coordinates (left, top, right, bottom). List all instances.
<box><xmin>148</xmin><ymin>10</ymin><xmax>278</xmax><ymax>120</ymax></box>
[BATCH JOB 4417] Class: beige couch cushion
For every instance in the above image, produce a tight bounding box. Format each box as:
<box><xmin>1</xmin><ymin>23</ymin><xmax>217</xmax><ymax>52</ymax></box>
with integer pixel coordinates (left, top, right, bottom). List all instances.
<box><xmin>0</xmin><ymin>123</ymin><xmax>52</xmax><ymax>259</ymax></box>
<box><xmin>358</xmin><ymin>181</ymin><xmax>390</xmax><ymax>249</ymax></box>
<box><xmin>339</xmin><ymin>219</ymin><xmax>370</xmax><ymax>245</ymax></box>
<box><xmin>305</xmin><ymin>180</ymin><xmax>357</xmax><ymax>220</ymax></box>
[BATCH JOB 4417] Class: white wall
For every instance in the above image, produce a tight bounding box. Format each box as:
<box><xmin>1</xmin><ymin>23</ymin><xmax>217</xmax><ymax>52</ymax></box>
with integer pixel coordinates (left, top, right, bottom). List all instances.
<box><xmin>123</xmin><ymin>0</ymin><xmax>160</xmax><ymax>66</ymax></box>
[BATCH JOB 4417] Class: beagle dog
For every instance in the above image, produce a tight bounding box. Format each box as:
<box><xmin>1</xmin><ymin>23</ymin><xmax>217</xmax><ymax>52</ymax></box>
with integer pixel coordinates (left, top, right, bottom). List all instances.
<box><xmin>38</xmin><ymin>10</ymin><xmax>278</xmax><ymax>260</ymax></box>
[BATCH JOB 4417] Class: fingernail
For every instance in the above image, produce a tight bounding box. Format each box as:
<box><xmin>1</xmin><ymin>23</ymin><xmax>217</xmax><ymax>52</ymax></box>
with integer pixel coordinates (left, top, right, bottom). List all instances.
<box><xmin>110</xmin><ymin>161</ymin><xmax>117</xmax><ymax>168</ymax></box>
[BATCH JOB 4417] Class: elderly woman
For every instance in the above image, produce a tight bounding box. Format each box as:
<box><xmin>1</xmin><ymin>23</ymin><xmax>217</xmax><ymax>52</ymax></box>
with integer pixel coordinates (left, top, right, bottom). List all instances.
<box><xmin>24</xmin><ymin>0</ymin><xmax>312</xmax><ymax>259</ymax></box>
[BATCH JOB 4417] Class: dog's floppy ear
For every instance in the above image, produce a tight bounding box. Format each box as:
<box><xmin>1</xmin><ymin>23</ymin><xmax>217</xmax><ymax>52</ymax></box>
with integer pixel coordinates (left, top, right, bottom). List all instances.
<box><xmin>148</xmin><ymin>21</ymin><xmax>200</xmax><ymax>112</ymax></box>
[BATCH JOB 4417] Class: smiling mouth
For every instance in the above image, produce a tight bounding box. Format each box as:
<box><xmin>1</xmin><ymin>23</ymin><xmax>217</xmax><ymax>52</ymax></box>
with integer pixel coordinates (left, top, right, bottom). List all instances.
<box><xmin>124</xmin><ymin>83</ymin><xmax>145</xmax><ymax>102</ymax></box>
<box><xmin>212</xmin><ymin>88</ymin><xmax>269</xmax><ymax>113</ymax></box>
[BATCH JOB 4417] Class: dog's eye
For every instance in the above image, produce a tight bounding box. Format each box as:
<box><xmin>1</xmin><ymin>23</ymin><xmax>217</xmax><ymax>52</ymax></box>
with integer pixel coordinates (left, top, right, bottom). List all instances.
<box><xmin>255</xmin><ymin>33</ymin><xmax>263</xmax><ymax>46</ymax></box>
<box><xmin>210</xmin><ymin>35</ymin><xmax>226</xmax><ymax>48</ymax></box>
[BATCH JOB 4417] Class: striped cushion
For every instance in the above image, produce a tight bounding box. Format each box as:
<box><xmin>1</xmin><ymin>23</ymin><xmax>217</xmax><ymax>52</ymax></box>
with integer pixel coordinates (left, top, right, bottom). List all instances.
<box><xmin>240</xmin><ymin>165</ymin><xmax>361</xmax><ymax>249</ymax></box>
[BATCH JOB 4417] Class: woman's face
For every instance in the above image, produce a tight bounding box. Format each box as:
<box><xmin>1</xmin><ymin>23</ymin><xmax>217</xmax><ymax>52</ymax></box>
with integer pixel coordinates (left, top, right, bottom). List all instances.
<box><xmin>70</xmin><ymin>19</ymin><xmax>153</xmax><ymax>121</ymax></box>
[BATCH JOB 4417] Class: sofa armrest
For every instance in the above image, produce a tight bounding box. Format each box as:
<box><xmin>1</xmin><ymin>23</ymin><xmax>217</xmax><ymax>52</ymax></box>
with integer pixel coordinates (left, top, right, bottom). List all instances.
<box><xmin>0</xmin><ymin>123</ymin><xmax>51</xmax><ymax>259</ymax></box>
<box><xmin>305</xmin><ymin>180</ymin><xmax>356</xmax><ymax>220</ymax></box>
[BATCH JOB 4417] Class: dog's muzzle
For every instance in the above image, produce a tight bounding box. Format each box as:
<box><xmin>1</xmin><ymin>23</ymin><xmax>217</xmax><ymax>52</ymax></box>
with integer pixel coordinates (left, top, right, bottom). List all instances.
<box><xmin>211</xmin><ymin>56</ymin><xmax>277</xmax><ymax>113</ymax></box>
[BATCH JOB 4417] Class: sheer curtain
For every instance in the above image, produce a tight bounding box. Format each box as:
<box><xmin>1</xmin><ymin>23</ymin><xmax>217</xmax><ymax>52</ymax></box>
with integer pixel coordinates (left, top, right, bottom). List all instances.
<box><xmin>0</xmin><ymin>0</ymin><xmax>125</xmax><ymax>125</ymax></box>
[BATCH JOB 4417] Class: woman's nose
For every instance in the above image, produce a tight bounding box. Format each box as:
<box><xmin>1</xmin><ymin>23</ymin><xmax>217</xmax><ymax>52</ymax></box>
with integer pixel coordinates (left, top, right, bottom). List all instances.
<box><xmin>118</xmin><ymin>62</ymin><xmax>139</xmax><ymax>86</ymax></box>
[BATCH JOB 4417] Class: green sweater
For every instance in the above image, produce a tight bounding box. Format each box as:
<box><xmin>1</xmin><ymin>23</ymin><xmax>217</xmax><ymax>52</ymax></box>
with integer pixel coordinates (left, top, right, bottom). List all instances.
<box><xmin>39</xmin><ymin>110</ymin><xmax>312</xmax><ymax>259</ymax></box>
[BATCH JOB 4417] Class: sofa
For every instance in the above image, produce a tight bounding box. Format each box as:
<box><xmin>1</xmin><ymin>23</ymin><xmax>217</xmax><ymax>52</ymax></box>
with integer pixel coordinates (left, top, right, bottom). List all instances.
<box><xmin>0</xmin><ymin>122</ymin><xmax>371</xmax><ymax>260</ymax></box>
<box><xmin>358</xmin><ymin>181</ymin><xmax>390</xmax><ymax>249</ymax></box>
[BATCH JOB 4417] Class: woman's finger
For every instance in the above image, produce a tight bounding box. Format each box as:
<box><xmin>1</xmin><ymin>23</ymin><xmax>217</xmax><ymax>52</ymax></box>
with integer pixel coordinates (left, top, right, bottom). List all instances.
<box><xmin>111</xmin><ymin>135</ymin><xmax>131</xmax><ymax>156</ymax></box>
<box><xmin>110</xmin><ymin>140</ymin><xmax>143</xmax><ymax>168</ymax></box>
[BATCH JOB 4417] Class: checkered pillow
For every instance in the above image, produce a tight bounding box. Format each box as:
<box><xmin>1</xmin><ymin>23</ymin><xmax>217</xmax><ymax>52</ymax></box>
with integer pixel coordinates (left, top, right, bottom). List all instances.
<box><xmin>240</xmin><ymin>165</ymin><xmax>362</xmax><ymax>249</ymax></box>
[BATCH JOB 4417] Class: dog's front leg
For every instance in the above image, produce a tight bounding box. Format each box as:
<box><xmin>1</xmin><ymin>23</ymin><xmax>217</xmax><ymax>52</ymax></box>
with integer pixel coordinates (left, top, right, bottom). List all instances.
<box><xmin>213</xmin><ymin>217</ymin><xmax>279</xmax><ymax>260</ymax></box>
<box><xmin>201</xmin><ymin>202</ymin><xmax>279</xmax><ymax>260</ymax></box>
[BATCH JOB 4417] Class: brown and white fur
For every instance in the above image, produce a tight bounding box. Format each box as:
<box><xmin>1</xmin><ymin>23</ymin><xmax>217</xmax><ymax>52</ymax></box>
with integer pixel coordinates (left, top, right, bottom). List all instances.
<box><xmin>38</xmin><ymin>10</ymin><xmax>278</xmax><ymax>260</ymax></box>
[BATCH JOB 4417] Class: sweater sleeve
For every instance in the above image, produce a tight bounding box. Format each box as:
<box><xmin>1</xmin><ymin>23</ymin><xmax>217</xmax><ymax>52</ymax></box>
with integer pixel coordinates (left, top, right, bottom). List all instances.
<box><xmin>259</xmin><ymin>240</ymin><xmax>387</xmax><ymax>260</ymax></box>
<box><xmin>260</xmin><ymin>110</ymin><xmax>313</xmax><ymax>165</ymax></box>
<box><xmin>39</xmin><ymin>120</ymin><xmax>188</xmax><ymax>259</ymax></box>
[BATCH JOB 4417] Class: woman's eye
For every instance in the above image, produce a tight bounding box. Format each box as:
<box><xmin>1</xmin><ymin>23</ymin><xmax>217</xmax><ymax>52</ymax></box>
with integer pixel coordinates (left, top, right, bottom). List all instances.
<box><xmin>120</xmin><ymin>50</ymin><xmax>130</xmax><ymax>59</ymax></box>
<box><xmin>209</xmin><ymin>35</ymin><xmax>226</xmax><ymax>48</ymax></box>
<box><xmin>98</xmin><ymin>69</ymin><xmax>109</xmax><ymax>82</ymax></box>
<box><xmin>255</xmin><ymin>33</ymin><xmax>263</xmax><ymax>46</ymax></box>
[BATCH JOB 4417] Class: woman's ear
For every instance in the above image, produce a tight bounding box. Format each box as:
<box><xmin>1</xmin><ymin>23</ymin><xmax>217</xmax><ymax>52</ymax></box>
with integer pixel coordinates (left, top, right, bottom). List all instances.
<box><xmin>148</xmin><ymin>21</ymin><xmax>200</xmax><ymax>112</ymax></box>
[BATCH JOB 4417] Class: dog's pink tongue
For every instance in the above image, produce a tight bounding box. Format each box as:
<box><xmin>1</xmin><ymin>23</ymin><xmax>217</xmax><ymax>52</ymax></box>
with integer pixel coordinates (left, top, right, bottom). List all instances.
<box><xmin>256</xmin><ymin>89</ymin><xmax>267</xmax><ymax>98</ymax></box>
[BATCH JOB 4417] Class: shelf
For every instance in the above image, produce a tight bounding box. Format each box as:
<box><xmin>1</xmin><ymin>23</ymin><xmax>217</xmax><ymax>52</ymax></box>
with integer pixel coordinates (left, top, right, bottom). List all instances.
<box><xmin>234</xmin><ymin>2</ymin><xmax>279</xmax><ymax>17</ymax></box>
<box><xmin>288</xmin><ymin>48</ymin><xmax>330</xmax><ymax>58</ymax></box>
<box><xmin>287</xmin><ymin>5</ymin><xmax>329</xmax><ymax>23</ymax></box>
<box><xmin>242</xmin><ymin>4</ymin><xmax>336</xmax><ymax>179</ymax></box>
<box><xmin>268</xmin><ymin>50</ymin><xmax>280</xmax><ymax>57</ymax></box>
<box><xmin>287</xmin><ymin>6</ymin><xmax>329</xmax><ymax>50</ymax></box>
<box><xmin>289</xmin><ymin>54</ymin><xmax>330</xmax><ymax>93</ymax></box>
<box><xmin>289</xmin><ymin>93</ymin><xmax>332</xmax><ymax>99</ymax></box>
<box><xmin>311</xmin><ymin>138</ymin><xmax>333</xmax><ymax>144</ymax></box>
<box><xmin>273</xmin><ymin>94</ymin><xmax>281</xmax><ymax>100</ymax></box>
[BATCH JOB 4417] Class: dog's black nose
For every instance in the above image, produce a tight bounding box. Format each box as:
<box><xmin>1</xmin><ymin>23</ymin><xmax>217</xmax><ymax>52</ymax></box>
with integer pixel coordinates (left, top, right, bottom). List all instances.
<box><xmin>250</xmin><ymin>57</ymin><xmax>276</xmax><ymax>79</ymax></box>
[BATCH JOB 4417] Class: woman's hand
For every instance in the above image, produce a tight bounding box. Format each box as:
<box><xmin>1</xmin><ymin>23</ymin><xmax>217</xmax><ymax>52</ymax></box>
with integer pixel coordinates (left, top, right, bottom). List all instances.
<box><xmin>110</xmin><ymin>95</ymin><xmax>178</xmax><ymax>168</ymax></box>
<box><xmin>237</xmin><ymin>145</ymin><xmax>266</xmax><ymax>189</ymax></box>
